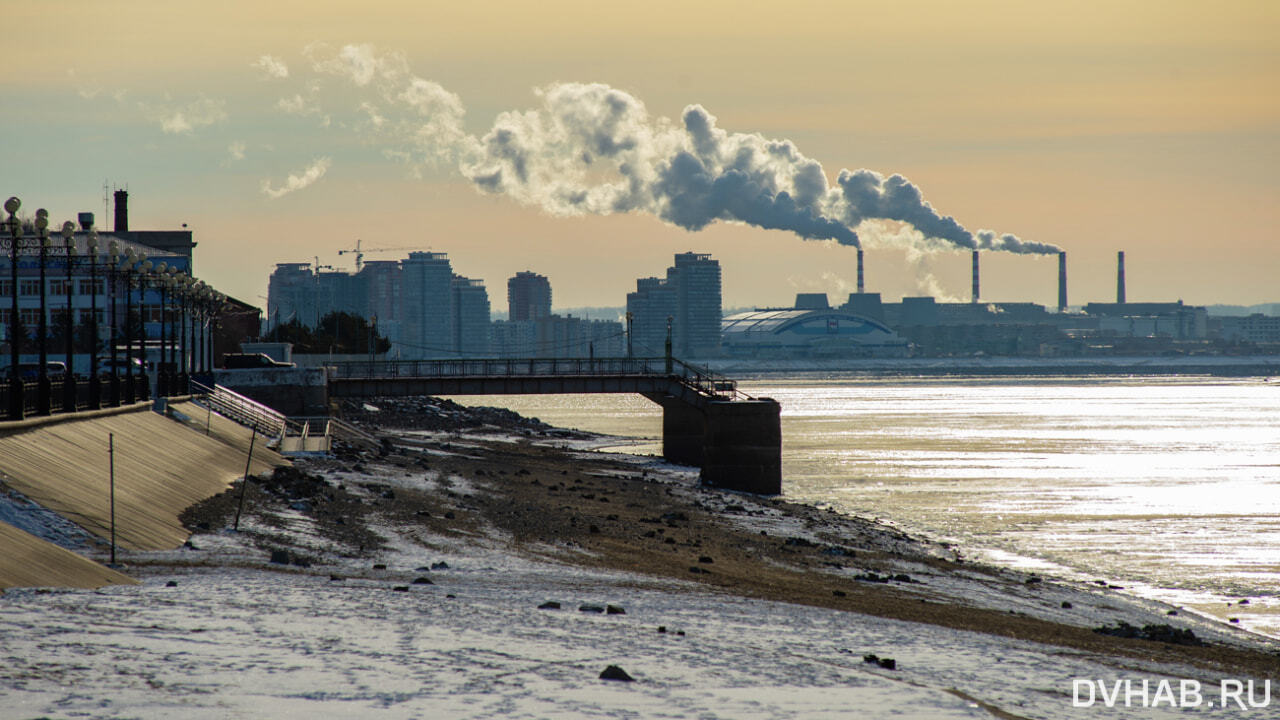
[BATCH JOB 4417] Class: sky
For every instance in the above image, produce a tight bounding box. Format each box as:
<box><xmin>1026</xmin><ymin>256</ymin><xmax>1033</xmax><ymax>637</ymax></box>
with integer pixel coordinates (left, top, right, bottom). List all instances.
<box><xmin>2</xmin><ymin>0</ymin><xmax>1277</xmax><ymax>313</ymax></box>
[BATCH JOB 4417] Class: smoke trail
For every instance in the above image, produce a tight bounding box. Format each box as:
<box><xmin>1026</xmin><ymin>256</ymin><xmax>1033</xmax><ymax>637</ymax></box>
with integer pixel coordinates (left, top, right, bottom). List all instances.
<box><xmin>285</xmin><ymin>44</ymin><xmax>1054</xmax><ymax>255</ymax></box>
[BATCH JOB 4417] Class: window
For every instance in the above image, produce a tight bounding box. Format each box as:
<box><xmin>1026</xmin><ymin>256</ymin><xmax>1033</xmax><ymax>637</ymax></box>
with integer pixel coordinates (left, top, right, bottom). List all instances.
<box><xmin>19</xmin><ymin>308</ymin><xmax>40</xmax><ymax>326</ymax></box>
<box><xmin>78</xmin><ymin>309</ymin><xmax>104</xmax><ymax>325</ymax></box>
<box><xmin>19</xmin><ymin>280</ymin><xmax>40</xmax><ymax>296</ymax></box>
<box><xmin>0</xmin><ymin>280</ymin><xmax>11</xmax><ymax>297</ymax></box>
<box><xmin>49</xmin><ymin>279</ymin><xmax>70</xmax><ymax>296</ymax></box>
<box><xmin>78</xmin><ymin>279</ymin><xmax>103</xmax><ymax>295</ymax></box>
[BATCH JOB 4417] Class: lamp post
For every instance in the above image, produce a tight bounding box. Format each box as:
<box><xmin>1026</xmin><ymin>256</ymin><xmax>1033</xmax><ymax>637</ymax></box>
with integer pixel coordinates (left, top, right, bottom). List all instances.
<box><xmin>665</xmin><ymin>315</ymin><xmax>673</xmax><ymax>374</ymax></box>
<box><xmin>107</xmin><ymin>240</ymin><xmax>120</xmax><ymax>406</ymax></box>
<box><xmin>168</xmin><ymin>268</ymin><xmax>182</xmax><ymax>393</ymax></box>
<box><xmin>60</xmin><ymin>221</ymin><xmax>76</xmax><ymax>413</ymax></box>
<box><xmin>181</xmin><ymin>275</ymin><xmax>194</xmax><ymax>388</ymax></box>
<box><xmin>87</xmin><ymin>229</ymin><xmax>100</xmax><ymax>408</ymax></box>
<box><xmin>35</xmin><ymin>209</ymin><xmax>51</xmax><ymax>416</ymax></box>
<box><xmin>153</xmin><ymin>262</ymin><xmax>168</xmax><ymax>397</ymax></box>
<box><xmin>137</xmin><ymin>261</ymin><xmax>152</xmax><ymax>400</ymax></box>
<box><xmin>5</xmin><ymin>196</ymin><xmax>22</xmax><ymax>420</ymax></box>
<box><xmin>625</xmin><ymin>310</ymin><xmax>633</xmax><ymax>359</ymax></box>
<box><xmin>122</xmin><ymin>253</ymin><xmax>147</xmax><ymax>403</ymax></box>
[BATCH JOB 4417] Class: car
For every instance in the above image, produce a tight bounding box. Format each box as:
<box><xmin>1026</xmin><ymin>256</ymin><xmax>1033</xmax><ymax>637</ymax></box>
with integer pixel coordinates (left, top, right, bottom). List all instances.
<box><xmin>2</xmin><ymin>361</ymin><xmax>68</xmax><ymax>382</ymax></box>
<box><xmin>97</xmin><ymin>358</ymin><xmax>145</xmax><ymax>377</ymax></box>
<box><xmin>220</xmin><ymin>353</ymin><xmax>295</xmax><ymax>369</ymax></box>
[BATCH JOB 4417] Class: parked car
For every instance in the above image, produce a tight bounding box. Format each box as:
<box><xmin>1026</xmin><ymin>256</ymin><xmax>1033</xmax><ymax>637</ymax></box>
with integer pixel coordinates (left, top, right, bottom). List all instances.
<box><xmin>2</xmin><ymin>361</ymin><xmax>68</xmax><ymax>382</ymax></box>
<box><xmin>97</xmin><ymin>357</ymin><xmax>145</xmax><ymax>377</ymax></box>
<box><xmin>220</xmin><ymin>353</ymin><xmax>295</xmax><ymax>369</ymax></box>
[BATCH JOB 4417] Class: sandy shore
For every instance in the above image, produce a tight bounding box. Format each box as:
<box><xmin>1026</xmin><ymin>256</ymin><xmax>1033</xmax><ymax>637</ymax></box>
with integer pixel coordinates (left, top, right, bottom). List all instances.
<box><xmin>3</xmin><ymin>401</ymin><xmax>1277</xmax><ymax>718</ymax></box>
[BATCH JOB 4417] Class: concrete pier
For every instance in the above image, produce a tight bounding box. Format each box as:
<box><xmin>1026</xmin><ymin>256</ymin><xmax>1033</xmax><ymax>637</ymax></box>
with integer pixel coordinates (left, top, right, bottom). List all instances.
<box><xmin>699</xmin><ymin>399</ymin><xmax>782</xmax><ymax>495</ymax></box>
<box><xmin>649</xmin><ymin>394</ymin><xmax>782</xmax><ymax>495</ymax></box>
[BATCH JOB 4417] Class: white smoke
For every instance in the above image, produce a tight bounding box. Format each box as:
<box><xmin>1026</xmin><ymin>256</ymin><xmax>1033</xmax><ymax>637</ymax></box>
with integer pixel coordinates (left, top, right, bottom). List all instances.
<box><xmin>261</xmin><ymin>157</ymin><xmax>332</xmax><ymax>199</ymax></box>
<box><xmin>274</xmin><ymin>44</ymin><xmax>1054</xmax><ymax>255</ymax></box>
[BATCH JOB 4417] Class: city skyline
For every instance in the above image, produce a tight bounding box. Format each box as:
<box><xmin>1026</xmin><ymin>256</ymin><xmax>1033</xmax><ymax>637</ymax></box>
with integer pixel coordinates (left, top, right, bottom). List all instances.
<box><xmin>3</xmin><ymin>1</ymin><xmax>1277</xmax><ymax>311</ymax></box>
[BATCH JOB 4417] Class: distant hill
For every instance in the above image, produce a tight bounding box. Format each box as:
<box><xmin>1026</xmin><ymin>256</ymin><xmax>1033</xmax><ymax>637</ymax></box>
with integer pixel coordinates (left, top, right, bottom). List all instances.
<box><xmin>1206</xmin><ymin>303</ymin><xmax>1280</xmax><ymax>317</ymax></box>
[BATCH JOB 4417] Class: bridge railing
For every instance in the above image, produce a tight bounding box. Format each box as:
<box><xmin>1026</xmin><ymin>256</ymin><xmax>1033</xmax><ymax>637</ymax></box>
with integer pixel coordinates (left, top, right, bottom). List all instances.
<box><xmin>327</xmin><ymin>357</ymin><xmax>752</xmax><ymax>401</ymax></box>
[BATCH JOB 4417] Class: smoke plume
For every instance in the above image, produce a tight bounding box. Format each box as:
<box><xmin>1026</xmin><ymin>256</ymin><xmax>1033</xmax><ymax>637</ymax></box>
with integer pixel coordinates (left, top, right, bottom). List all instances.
<box><xmin>280</xmin><ymin>44</ymin><xmax>1056</xmax><ymax>255</ymax></box>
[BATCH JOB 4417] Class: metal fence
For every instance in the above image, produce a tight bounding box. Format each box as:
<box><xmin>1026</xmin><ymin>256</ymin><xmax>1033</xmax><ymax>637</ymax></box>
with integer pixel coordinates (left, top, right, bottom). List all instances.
<box><xmin>327</xmin><ymin>357</ymin><xmax>749</xmax><ymax>401</ymax></box>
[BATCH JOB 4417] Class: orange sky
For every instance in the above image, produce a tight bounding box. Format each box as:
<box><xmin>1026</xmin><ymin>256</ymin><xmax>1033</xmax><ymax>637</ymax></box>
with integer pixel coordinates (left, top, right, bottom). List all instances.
<box><xmin>3</xmin><ymin>0</ymin><xmax>1277</xmax><ymax>310</ymax></box>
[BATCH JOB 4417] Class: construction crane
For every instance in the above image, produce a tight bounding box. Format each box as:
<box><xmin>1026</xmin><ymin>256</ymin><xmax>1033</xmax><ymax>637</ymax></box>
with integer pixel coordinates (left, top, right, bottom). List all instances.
<box><xmin>337</xmin><ymin>239</ymin><xmax>423</xmax><ymax>272</ymax></box>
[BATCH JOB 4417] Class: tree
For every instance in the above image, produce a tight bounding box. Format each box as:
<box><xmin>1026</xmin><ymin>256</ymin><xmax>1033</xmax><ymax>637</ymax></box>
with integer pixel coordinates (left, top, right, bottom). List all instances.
<box><xmin>268</xmin><ymin>312</ymin><xmax>390</xmax><ymax>354</ymax></box>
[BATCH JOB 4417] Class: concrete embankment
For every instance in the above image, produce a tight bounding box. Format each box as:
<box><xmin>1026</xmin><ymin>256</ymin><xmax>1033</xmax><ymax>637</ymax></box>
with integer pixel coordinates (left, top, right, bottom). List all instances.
<box><xmin>0</xmin><ymin>402</ymin><xmax>288</xmax><ymax>590</ymax></box>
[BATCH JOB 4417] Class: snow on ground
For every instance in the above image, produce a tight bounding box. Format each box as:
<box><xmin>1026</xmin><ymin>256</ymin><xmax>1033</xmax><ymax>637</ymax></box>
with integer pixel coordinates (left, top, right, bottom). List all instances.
<box><xmin>4</xmin><ymin>427</ymin><xmax>1277</xmax><ymax>719</ymax></box>
<box><xmin>0</xmin><ymin>487</ymin><xmax>99</xmax><ymax>552</ymax></box>
<box><xmin>1</xmin><ymin>515</ymin><xmax>1269</xmax><ymax>720</ymax></box>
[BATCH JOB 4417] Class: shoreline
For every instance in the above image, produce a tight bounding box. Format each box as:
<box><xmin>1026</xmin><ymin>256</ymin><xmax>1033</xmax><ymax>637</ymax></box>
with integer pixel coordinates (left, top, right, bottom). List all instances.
<box><xmin>701</xmin><ymin>355</ymin><xmax>1280</xmax><ymax>378</ymax></box>
<box><xmin>3</xmin><ymin>399</ymin><xmax>1277</xmax><ymax>717</ymax></box>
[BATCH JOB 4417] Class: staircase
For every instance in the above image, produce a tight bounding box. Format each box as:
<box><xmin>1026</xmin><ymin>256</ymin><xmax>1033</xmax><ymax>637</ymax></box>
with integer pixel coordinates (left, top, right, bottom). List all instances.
<box><xmin>187</xmin><ymin>381</ymin><xmax>376</xmax><ymax>455</ymax></box>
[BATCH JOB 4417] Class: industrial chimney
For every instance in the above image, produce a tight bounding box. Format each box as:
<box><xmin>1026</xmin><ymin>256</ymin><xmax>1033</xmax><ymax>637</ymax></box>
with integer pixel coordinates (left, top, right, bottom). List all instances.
<box><xmin>971</xmin><ymin>250</ymin><xmax>980</xmax><ymax>303</ymax></box>
<box><xmin>1057</xmin><ymin>251</ymin><xmax>1067</xmax><ymax>311</ymax></box>
<box><xmin>856</xmin><ymin>249</ymin><xmax>865</xmax><ymax>294</ymax></box>
<box><xmin>113</xmin><ymin>190</ymin><xmax>128</xmax><ymax>233</ymax></box>
<box><xmin>1116</xmin><ymin>251</ymin><xmax>1126</xmax><ymax>304</ymax></box>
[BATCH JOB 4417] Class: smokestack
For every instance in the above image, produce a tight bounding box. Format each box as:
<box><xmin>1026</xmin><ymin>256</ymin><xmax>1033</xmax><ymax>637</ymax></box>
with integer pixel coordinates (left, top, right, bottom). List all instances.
<box><xmin>113</xmin><ymin>190</ymin><xmax>128</xmax><ymax>233</ymax></box>
<box><xmin>856</xmin><ymin>249</ymin><xmax>865</xmax><ymax>294</ymax></box>
<box><xmin>971</xmin><ymin>250</ymin><xmax>980</xmax><ymax>303</ymax></box>
<box><xmin>1057</xmin><ymin>251</ymin><xmax>1067</xmax><ymax>311</ymax></box>
<box><xmin>1116</xmin><ymin>251</ymin><xmax>1126</xmax><ymax>304</ymax></box>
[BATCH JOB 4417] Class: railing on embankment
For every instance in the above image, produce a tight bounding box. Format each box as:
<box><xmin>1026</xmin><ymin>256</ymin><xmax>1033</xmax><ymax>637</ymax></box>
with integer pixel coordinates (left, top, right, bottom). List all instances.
<box><xmin>326</xmin><ymin>357</ymin><xmax>752</xmax><ymax>403</ymax></box>
<box><xmin>187</xmin><ymin>380</ymin><xmax>378</xmax><ymax>455</ymax></box>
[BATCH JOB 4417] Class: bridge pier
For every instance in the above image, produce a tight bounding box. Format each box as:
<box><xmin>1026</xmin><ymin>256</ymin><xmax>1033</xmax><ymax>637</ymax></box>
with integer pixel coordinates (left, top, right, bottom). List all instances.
<box><xmin>699</xmin><ymin>399</ymin><xmax>782</xmax><ymax>495</ymax></box>
<box><xmin>655</xmin><ymin>395</ymin><xmax>705</xmax><ymax>467</ymax></box>
<box><xmin>649</xmin><ymin>394</ymin><xmax>782</xmax><ymax>495</ymax></box>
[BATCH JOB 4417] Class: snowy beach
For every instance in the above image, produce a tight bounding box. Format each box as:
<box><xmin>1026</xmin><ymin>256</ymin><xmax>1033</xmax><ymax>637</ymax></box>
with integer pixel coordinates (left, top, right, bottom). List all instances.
<box><xmin>3</xmin><ymin>400</ymin><xmax>1277</xmax><ymax>718</ymax></box>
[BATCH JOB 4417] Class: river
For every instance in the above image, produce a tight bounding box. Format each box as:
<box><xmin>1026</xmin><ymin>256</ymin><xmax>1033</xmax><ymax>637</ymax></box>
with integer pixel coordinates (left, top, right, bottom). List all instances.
<box><xmin>446</xmin><ymin>375</ymin><xmax>1280</xmax><ymax>638</ymax></box>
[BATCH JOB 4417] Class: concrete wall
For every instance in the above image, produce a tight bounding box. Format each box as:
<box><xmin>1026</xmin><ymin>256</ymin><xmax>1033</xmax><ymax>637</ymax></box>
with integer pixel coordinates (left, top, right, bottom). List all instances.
<box><xmin>700</xmin><ymin>399</ymin><xmax>781</xmax><ymax>495</ymax></box>
<box><xmin>212</xmin><ymin>367</ymin><xmax>329</xmax><ymax>416</ymax></box>
<box><xmin>647</xmin><ymin>394</ymin><xmax>782</xmax><ymax>495</ymax></box>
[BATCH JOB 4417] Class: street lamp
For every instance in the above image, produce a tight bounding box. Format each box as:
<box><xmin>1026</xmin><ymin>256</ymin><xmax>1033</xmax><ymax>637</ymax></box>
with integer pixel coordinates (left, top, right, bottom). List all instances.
<box><xmin>153</xmin><ymin>262</ymin><xmax>167</xmax><ymax>397</ymax></box>
<box><xmin>60</xmin><ymin>221</ymin><xmax>76</xmax><ymax>413</ymax></box>
<box><xmin>181</xmin><ymin>274</ymin><xmax>195</xmax><ymax>388</ymax></box>
<box><xmin>5</xmin><ymin>196</ymin><xmax>22</xmax><ymax>420</ymax></box>
<box><xmin>136</xmin><ymin>259</ymin><xmax>152</xmax><ymax>400</ymax></box>
<box><xmin>35</xmin><ymin>209</ymin><xmax>51</xmax><ymax>416</ymax></box>
<box><xmin>107</xmin><ymin>239</ymin><xmax>120</xmax><ymax>406</ymax></box>
<box><xmin>87</xmin><ymin>229</ymin><xmax>100</xmax><ymax>408</ymax></box>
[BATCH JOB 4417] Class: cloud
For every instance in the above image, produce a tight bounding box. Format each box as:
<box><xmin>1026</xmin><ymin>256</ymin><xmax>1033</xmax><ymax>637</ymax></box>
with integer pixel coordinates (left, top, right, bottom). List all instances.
<box><xmin>226</xmin><ymin>141</ymin><xmax>246</xmax><ymax>163</ymax></box>
<box><xmin>278</xmin><ymin>93</ymin><xmax>319</xmax><ymax>116</ymax></box>
<box><xmin>260</xmin><ymin>157</ymin><xmax>332</xmax><ymax>198</ymax></box>
<box><xmin>253</xmin><ymin>55</ymin><xmax>289</xmax><ymax>79</ymax></box>
<box><xmin>139</xmin><ymin>95</ymin><xmax>227</xmax><ymax>135</ymax></box>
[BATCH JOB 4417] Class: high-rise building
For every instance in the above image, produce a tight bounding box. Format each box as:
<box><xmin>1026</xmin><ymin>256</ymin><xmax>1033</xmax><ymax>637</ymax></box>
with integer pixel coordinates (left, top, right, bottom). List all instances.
<box><xmin>668</xmin><ymin>252</ymin><xmax>722</xmax><ymax>357</ymax></box>
<box><xmin>626</xmin><ymin>276</ymin><xmax>678</xmax><ymax>356</ymax></box>
<box><xmin>359</xmin><ymin>260</ymin><xmax>402</xmax><ymax>350</ymax></box>
<box><xmin>400</xmin><ymin>252</ymin><xmax>454</xmax><ymax>358</ymax></box>
<box><xmin>266</xmin><ymin>263</ymin><xmax>315</xmax><ymax>330</ymax></box>
<box><xmin>452</xmin><ymin>274</ymin><xmax>491</xmax><ymax>356</ymax></box>
<box><xmin>507</xmin><ymin>271</ymin><xmax>552</xmax><ymax>322</ymax></box>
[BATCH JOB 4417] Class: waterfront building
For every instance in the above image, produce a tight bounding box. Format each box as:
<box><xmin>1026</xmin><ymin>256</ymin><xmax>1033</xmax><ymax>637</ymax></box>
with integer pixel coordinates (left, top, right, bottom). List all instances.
<box><xmin>452</xmin><ymin>274</ymin><xmax>491</xmax><ymax>356</ymax></box>
<box><xmin>722</xmin><ymin>294</ymin><xmax>907</xmax><ymax>359</ymax></box>
<box><xmin>400</xmin><ymin>252</ymin><xmax>454</xmax><ymax>359</ymax></box>
<box><xmin>508</xmin><ymin>271</ymin><xmax>551</xmax><ymax>322</ymax></box>
<box><xmin>667</xmin><ymin>252</ymin><xmax>722</xmax><ymax>357</ymax></box>
<box><xmin>626</xmin><ymin>276</ymin><xmax>677</xmax><ymax>356</ymax></box>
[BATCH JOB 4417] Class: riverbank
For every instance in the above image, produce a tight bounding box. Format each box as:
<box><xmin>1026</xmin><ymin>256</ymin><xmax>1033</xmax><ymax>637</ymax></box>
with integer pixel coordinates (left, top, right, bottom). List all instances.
<box><xmin>3</xmin><ymin>400</ymin><xmax>1277</xmax><ymax>718</ymax></box>
<box><xmin>704</xmin><ymin>354</ymin><xmax>1280</xmax><ymax>377</ymax></box>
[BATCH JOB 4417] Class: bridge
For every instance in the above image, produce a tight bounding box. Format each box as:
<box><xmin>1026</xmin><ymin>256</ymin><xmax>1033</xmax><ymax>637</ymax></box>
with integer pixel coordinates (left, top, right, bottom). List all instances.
<box><xmin>324</xmin><ymin>357</ymin><xmax>781</xmax><ymax>495</ymax></box>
